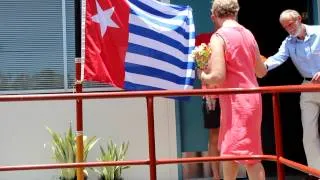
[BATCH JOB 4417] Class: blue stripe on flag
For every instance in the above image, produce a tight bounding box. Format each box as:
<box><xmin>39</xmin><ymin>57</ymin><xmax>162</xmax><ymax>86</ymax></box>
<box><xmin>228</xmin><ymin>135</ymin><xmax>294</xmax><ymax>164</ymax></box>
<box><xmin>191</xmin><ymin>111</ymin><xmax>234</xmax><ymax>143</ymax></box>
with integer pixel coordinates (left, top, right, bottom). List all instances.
<box><xmin>124</xmin><ymin>81</ymin><xmax>164</xmax><ymax>90</ymax></box>
<box><xmin>127</xmin><ymin>43</ymin><xmax>195</xmax><ymax>70</ymax></box>
<box><xmin>125</xmin><ymin>62</ymin><xmax>194</xmax><ymax>85</ymax></box>
<box><xmin>123</xmin><ymin>0</ymin><xmax>195</xmax><ymax>96</ymax></box>
<box><xmin>124</xmin><ymin>81</ymin><xmax>191</xmax><ymax>101</ymax></box>
<box><xmin>129</xmin><ymin>24</ymin><xmax>191</xmax><ymax>54</ymax></box>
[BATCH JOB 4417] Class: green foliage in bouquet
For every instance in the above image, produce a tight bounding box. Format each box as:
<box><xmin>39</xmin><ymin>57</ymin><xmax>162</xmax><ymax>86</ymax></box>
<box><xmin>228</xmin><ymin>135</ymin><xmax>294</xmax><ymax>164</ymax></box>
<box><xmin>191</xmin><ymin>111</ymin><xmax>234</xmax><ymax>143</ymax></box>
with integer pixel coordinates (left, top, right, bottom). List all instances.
<box><xmin>46</xmin><ymin>126</ymin><xmax>99</xmax><ymax>180</ymax></box>
<box><xmin>191</xmin><ymin>43</ymin><xmax>212</xmax><ymax>70</ymax></box>
<box><xmin>93</xmin><ymin>140</ymin><xmax>130</xmax><ymax>180</ymax></box>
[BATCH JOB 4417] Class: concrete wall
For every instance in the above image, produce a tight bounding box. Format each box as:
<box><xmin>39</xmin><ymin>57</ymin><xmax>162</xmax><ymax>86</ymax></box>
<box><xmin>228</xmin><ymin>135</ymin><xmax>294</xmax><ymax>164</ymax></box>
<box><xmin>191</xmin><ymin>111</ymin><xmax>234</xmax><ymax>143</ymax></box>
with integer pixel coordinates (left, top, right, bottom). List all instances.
<box><xmin>0</xmin><ymin>97</ymin><xmax>178</xmax><ymax>179</ymax></box>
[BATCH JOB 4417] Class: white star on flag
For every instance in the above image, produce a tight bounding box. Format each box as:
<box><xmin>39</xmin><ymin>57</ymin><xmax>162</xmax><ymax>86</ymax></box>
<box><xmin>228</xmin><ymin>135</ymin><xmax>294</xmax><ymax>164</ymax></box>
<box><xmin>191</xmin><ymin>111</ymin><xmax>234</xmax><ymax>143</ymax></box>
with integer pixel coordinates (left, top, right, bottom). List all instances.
<box><xmin>91</xmin><ymin>0</ymin><xmax>119</xmax><ymax>37</ymax></box>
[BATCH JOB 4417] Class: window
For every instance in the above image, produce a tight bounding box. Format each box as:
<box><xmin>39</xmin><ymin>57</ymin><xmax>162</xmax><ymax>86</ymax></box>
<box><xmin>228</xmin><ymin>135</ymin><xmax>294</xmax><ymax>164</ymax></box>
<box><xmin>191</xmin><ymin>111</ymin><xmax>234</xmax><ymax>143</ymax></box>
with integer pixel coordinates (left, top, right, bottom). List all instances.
<box><xmin>0</xmin><ymin>0</ymin><xmax>66</xmax><ymax>93</ymax></box>
<box><xmin>0</xmin><ymin>0</ymin><xmax>112</xmax><ymax>95</ymax></box>
<box><xmin>0</xmin><ymin>0</ymin><xmax>172</xmax><ymax>94</ymax></box>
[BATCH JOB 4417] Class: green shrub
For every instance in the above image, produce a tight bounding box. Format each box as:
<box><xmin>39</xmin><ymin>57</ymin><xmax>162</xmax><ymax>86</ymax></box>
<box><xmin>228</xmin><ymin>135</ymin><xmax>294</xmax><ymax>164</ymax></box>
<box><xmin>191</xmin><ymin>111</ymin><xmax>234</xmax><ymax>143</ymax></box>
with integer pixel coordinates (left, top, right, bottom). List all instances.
<box><xmin>46</xmin><ymin>126</ymin><xmax>98</xmax><ymax>180</ymax></box>
<box><xmin>93</xmin><ymin>140</ymin><xmax>129</xmax><ymax>180</ymax></box>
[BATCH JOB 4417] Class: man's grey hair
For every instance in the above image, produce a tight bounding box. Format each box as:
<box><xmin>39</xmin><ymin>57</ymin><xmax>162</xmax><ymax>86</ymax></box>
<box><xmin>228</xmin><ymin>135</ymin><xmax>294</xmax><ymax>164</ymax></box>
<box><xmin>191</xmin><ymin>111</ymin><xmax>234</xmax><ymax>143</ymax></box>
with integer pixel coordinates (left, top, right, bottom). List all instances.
<box><xmin>279</xmin><ymin>9</ymin><xmax>301</xmax><ymax>22</ymax></box>
<box><xmin>211</xmin><ymin>0</ymin><xmax>239</xmax><ymax>18</ymax></box>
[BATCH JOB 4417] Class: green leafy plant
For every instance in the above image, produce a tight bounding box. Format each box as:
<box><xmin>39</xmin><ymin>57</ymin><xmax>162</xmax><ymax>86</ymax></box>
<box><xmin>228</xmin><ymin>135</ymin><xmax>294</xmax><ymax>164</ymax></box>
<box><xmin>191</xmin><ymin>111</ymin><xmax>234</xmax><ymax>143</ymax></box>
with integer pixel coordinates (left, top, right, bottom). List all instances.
<box><xmin>93</xmin><ymin>140</ymin><xmax>129</xmax><ymax>180</ymax></box>
<box><xmin>46</xmin><ymin>126</ymin><xmax>99</xmax><ymax>180</ymax></box>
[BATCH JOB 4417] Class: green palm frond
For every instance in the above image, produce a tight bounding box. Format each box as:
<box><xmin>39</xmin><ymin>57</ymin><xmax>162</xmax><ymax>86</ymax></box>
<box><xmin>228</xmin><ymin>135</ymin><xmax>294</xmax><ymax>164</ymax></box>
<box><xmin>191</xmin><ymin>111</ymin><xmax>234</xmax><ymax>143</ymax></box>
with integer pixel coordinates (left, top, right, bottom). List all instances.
<box><xmin>46</xmin><ymin>126</ymin><xmax>99</xmax><ymax>179</ymax></box>
<box><xmin>93</xmin><ymin>140</ymin><xmax>129</xmax><ymax>180</ymax></box>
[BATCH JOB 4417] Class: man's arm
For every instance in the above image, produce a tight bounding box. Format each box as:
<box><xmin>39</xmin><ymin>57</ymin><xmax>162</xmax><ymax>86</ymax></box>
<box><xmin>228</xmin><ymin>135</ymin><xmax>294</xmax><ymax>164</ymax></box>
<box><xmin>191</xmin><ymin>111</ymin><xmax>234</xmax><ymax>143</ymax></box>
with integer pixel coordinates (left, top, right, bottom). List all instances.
<box><xmin>264</xmin><ymin>38</ymin><xmax>290</xmax><ymax>71</ymax></box>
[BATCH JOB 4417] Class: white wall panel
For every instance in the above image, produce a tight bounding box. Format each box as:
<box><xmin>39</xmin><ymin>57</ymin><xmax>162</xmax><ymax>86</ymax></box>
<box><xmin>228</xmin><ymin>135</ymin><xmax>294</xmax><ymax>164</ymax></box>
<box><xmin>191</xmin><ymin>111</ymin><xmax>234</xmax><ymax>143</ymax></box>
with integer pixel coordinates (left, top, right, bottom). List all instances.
<box><xmin>0</xmin><ymin>98</ymin><xmax>177</xmax><ymax>179</ymax></box>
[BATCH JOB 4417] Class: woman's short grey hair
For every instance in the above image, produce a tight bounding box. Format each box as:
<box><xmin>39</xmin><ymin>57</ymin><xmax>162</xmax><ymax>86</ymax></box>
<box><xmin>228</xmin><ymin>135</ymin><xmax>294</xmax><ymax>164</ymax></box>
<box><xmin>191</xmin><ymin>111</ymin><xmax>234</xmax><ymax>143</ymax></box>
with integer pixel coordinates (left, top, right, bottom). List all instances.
<box><xmin>279</xmin><ymin>9</ymin><xmax>301</xmax><ymax>21</ymax></box>
<box><xmin>211</xmin><ymin>0</ymin><xmax>239</xmax><ymax>18</ymax></box>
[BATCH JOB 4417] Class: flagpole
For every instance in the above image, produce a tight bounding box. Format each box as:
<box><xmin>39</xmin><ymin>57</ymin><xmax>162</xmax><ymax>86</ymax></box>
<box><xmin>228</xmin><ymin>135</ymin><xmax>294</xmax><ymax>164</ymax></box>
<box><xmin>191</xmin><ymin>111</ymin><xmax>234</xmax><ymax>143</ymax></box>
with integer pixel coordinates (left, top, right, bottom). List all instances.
<box><xmin>74</xmin><ymin>0</ymin><xmax>84</xmax><ymax>179</ymax></box>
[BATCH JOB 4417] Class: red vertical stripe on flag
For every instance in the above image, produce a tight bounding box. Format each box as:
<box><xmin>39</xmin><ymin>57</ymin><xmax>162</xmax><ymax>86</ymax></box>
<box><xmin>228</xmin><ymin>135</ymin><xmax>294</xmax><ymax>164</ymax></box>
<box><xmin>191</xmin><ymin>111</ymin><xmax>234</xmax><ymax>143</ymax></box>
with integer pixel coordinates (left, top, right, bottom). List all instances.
<box><xmin>85</xmin><ymin>0</ymin><xmax>130</xmax><ymax>88</ymax></box>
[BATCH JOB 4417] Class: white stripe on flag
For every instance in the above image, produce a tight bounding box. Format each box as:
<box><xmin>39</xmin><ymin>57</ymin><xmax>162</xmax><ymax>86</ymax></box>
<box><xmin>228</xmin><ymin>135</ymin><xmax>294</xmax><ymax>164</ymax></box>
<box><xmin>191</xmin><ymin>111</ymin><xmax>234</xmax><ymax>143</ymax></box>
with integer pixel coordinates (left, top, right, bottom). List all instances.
<box><xmin>129</xmin><ymin>1</ymin><xmax>188</xmax><ymax>26</ymax></box>
<box><xmin>125</xmin><ymin>52</ymin><xmax>194</xmax><ymax>78</ymax></box>
<box><xmin>129</xmin><ymin>13</ymin><xmax>194</xmax><ymax>36</ymax></box>
<box><xmin>125</xmin><ymin>72</ymin><xmax>193</xmax><ymax>90</ymax></box>
<box><xmin>129</xmin><ymin>14</ymin><xmax>195</xmax><ymax>43</ymax></box>
<box><xmin>136</xmin><ymin>0</ymin><xmax>190</xmax><ymax>16</ymax></box>
<box><xmin>128</xmin><ymin>33</ymin><xmax>189</xmax><ymax>62</ymax></box>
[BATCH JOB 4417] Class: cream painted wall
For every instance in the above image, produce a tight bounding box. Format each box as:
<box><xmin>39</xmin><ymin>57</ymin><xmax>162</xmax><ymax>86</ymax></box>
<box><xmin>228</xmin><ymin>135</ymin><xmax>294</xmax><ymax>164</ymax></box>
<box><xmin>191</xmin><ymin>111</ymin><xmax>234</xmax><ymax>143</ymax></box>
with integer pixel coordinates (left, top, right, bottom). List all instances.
<box><xmin>0</xmin><ymin>97</ymin><xmax>178</xmax><ymax>180</ymax></box>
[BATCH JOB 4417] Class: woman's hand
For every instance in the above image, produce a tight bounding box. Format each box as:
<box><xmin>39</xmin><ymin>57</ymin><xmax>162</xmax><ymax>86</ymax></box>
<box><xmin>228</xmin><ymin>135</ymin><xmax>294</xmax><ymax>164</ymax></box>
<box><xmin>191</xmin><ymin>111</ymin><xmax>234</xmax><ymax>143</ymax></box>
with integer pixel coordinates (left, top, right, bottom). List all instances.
<box><xmin>260</xmin><ymin>55</ymin><xmax>267</xmax><ymax>63</ymax></box>
<box><xmin>205</xmin><ymin>96</ymin><xmax>216</xmax><ymax>111</ymax></box>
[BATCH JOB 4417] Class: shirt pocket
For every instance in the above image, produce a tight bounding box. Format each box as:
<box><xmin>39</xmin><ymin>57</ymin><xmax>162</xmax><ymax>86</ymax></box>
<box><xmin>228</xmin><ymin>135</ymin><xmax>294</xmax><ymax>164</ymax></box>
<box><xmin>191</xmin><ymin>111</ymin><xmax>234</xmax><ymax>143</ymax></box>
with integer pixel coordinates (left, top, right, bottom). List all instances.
<box><xmin>311</xmin><ymin>48</ymin><xmax>320</xmax><ymax>56</ymax></box>
<box><xmin>288</xmin><ymin>47</ymin><xmax>296</xmax><ymax>58</ymax></box>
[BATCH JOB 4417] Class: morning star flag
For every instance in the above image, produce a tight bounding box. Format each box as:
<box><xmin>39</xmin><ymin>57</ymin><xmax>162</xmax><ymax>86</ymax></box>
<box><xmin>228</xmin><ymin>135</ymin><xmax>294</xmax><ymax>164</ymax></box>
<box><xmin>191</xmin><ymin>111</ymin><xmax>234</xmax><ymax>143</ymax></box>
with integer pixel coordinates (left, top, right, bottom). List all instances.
<box><xmin>84</xmin><ymin>0</ymin><xmax>195</xmax><ymax>90</ymax></box>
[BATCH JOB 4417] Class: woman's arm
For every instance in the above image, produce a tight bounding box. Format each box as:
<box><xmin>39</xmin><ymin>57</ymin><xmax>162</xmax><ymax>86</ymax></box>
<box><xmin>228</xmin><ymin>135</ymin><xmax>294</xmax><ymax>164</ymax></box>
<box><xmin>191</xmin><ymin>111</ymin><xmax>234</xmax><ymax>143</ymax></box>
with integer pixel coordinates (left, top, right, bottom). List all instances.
<box><xmin>255</xmin><ymin>46</ymin><xmax>268</xmax><ymax>78</ymax></box>
<box><xmin>200</xmin><ymin>34</ymin><xmax>226</xmax><ymax>85</ymax></box>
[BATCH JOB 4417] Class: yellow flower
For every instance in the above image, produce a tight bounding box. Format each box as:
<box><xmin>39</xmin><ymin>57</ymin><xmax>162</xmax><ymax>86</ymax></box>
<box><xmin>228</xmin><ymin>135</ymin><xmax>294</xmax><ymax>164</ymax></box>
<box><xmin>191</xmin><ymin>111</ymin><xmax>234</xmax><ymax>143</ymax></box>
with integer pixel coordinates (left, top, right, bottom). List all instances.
<box><xmin>191</xmin><ymin>43</ymin><xmax>211</xmax><ymax>70</ymax></box>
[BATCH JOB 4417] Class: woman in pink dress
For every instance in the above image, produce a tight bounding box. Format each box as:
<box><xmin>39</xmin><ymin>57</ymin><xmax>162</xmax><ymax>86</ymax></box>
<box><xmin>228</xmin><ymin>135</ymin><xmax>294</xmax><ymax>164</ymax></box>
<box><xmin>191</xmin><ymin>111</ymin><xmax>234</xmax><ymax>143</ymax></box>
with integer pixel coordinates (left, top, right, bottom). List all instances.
<box><xmin>199</xmin><ymin>0</ymin><xmax>267</xmax><ymax>179</ymax></box>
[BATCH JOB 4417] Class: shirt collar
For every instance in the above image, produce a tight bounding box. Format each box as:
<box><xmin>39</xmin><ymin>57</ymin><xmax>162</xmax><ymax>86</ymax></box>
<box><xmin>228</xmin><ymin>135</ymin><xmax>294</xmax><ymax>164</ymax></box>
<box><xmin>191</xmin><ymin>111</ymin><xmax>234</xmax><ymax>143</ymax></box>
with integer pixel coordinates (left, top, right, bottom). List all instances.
<box><xmin>287</xmin><ymin>24</ymin><xmax>315</xmax><ymax>42</ymax></box>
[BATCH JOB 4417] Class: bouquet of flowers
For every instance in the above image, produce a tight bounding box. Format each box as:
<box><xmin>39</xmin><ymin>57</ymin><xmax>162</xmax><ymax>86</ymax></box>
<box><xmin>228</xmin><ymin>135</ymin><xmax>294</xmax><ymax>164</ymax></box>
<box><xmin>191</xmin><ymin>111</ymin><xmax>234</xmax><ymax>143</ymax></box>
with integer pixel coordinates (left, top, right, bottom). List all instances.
<box><xmin>191</xmin><ymin>43</ymin><xmax>212</xmax><ymax>70</ymax></box>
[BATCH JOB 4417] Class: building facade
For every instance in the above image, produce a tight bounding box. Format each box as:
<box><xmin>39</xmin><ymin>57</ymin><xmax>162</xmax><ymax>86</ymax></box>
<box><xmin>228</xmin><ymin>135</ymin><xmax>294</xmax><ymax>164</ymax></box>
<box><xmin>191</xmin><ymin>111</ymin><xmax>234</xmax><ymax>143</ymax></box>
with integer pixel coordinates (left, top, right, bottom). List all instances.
<box><xmin>0</xmin><ymin>0</ymin><xmax>319</xmax><ymax>179</ymax></box>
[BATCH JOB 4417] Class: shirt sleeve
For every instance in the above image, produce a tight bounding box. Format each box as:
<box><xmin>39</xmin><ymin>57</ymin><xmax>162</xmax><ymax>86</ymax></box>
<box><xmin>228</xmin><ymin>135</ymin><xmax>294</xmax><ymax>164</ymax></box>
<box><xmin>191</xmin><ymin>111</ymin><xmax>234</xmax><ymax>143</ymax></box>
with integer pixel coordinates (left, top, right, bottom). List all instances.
<box><xmin>264</xmin><ymin>38</ymin><xmax>290</xmax><ymax>71</ymax></box>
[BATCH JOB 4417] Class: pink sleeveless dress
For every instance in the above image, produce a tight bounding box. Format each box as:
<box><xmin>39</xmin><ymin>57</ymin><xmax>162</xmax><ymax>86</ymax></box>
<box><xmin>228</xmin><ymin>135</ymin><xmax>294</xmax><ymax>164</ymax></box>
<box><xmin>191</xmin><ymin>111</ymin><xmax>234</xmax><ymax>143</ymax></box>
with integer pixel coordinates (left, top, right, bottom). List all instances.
<box><xmin>216</xmin><ymin>26</ymin><xmax>263</xmax><ymax>164</ymax></box>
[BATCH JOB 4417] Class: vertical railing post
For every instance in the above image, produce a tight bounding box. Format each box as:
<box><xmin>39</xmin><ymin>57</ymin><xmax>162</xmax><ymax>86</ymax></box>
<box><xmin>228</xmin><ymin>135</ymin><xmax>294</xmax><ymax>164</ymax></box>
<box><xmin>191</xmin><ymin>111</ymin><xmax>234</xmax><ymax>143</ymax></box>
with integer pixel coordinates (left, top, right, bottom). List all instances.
<box><xmin>272</xmin><ymin>93</ymin><xmax>285</xmax><ymax>180</ymax></box>
<box><xmin>75</xmin><ymin>58</ymin><xmax>84</xmax><ymax>180</ymax></box>
<box><xmin>146</xmin><ymin>96</ymin><xmax>157</xmax><ymax>180</ymax></box>
<box><xmin>74</xmin><ymin>0</ymin><xmax>83</xmax><ymax>176</ymax></box>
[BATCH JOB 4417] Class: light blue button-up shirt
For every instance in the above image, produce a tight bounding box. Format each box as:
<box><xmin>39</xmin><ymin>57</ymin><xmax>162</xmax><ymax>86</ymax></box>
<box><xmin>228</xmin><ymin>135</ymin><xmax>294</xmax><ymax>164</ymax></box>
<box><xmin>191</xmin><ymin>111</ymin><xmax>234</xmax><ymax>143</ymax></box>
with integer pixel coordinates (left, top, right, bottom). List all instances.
<box><xmin>265</xmin><ymin>25</ymin><xmax>320</xmax><ymax>78</ymax></box>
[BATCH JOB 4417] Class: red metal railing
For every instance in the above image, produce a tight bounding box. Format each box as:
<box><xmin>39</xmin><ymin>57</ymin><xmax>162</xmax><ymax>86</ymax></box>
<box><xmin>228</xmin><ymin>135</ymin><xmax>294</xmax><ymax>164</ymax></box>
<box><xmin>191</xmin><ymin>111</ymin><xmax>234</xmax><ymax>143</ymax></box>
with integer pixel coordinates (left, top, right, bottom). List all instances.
<box><xmin>0</xmin><ymin>85</ymin><xmax>320</xmax><ymax>179</ymax></box>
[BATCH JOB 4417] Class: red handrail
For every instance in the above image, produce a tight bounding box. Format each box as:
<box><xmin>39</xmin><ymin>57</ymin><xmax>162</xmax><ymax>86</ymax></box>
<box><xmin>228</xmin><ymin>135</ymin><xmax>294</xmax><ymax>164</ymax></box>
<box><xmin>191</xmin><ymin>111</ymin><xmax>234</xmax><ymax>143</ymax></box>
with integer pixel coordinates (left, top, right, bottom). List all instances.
<box><xmin>0</xmin><ymin>85</ymin><xmax>320</xmax><ymax>179</ymax></box>
<box><xmin>0</xmin><ymin>85</ymin><xmax>319</xmax><ymax>102</ymax></box>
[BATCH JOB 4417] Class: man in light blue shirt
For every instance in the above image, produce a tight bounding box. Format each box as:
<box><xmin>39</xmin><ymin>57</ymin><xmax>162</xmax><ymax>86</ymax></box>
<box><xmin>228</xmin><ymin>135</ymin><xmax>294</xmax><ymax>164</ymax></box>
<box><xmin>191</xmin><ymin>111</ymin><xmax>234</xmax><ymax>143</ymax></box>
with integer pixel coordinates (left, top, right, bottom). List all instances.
<box><xmin>264</xmin><ymin>9</ymin><xmax>320</xmax><ymax>172</ymax></box>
